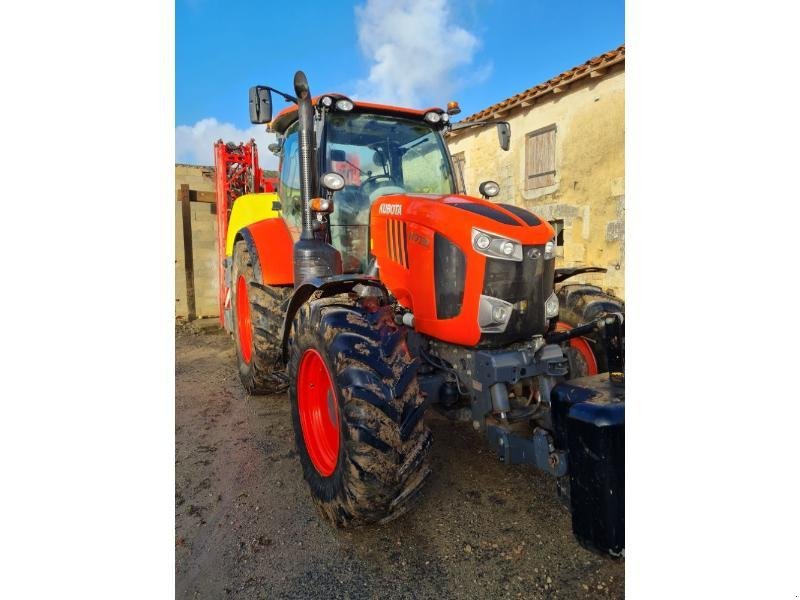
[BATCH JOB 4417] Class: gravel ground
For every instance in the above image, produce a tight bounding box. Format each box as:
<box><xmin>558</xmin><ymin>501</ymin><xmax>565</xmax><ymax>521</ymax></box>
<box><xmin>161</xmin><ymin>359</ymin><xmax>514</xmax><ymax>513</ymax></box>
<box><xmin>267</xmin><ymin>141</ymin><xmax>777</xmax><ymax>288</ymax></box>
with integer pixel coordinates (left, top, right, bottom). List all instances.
<box><xmin>175</xmin><ymin>322</ymin><xmax>624</xmax><ymax>599</ymax></box>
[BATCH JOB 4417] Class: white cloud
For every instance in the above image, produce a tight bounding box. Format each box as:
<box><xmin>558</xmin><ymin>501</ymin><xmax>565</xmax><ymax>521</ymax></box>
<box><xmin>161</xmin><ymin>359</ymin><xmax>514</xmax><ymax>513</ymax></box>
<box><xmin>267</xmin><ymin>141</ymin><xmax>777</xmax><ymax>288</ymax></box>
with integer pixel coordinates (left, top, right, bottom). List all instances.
<box><xmin>176</xmin><ymin>1</ymin><xmax>488</xmax><ymax>167</ymax></box>
<box><xmin>354</xmin><ymin>0</ymin><xmax>490</xmax><ymax>107</ymax></box>
<box><xmin>175</xmin><ymin>118</ymin><xmax>278</xmax><ymax>170</ymax></box>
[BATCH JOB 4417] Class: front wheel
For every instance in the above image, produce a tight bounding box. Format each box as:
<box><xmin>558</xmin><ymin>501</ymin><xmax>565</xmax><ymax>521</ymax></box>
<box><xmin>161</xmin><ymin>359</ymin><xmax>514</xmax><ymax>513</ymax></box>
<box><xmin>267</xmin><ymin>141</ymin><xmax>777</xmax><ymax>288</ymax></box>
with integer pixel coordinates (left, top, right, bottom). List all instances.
<box><xmin>287</xmin><ymin>297</ymin><xmax>432</xmax><ymax>527</ymax></box>
<box><xmin>556</xmin><ymin>283</ymin><xmax>624</xmax><ymax>378</ymax></box>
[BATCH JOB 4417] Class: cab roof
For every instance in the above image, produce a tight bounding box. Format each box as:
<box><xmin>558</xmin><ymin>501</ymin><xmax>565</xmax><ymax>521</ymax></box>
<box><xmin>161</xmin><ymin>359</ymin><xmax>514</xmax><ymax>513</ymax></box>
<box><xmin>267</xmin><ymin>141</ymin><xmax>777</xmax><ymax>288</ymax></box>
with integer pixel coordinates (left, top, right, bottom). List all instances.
<box><xmin>269</xmin><ymin>95</ymin><xmax>444</xmax><ymax>135</ymax></box>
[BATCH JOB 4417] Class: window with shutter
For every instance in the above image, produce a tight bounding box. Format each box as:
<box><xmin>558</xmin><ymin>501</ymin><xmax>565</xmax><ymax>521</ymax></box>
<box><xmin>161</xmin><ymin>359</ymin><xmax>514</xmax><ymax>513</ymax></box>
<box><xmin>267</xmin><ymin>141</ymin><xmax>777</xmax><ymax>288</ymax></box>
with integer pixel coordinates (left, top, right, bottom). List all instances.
<box><xmin>525</xmin><ymin>125</ymin><xmax>557</xmax><ymax>190</ymax></box>
<box><xmin>452</xmin><ymin>152</ymin><xmax>466</xmax><ymax>194</ymax></box>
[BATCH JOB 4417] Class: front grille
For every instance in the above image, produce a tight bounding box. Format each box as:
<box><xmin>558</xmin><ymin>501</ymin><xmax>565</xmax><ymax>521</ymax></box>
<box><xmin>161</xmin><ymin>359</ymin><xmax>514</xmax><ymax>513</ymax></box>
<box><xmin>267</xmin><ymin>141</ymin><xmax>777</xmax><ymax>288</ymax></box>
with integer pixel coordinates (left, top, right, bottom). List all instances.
<box><xmin>479</xmin><ymin>245</ymin><xmax>554</xmax><ymax>347</ymax></box>
<box><xmin>386</xmin><ymin>218</ymin><xmax>408</xmax><ymax>268</ymax></box>
<box><xmin>434</xmin><ymin>233</ymin><xmax>466</xmax><ymax>319</ymax></box>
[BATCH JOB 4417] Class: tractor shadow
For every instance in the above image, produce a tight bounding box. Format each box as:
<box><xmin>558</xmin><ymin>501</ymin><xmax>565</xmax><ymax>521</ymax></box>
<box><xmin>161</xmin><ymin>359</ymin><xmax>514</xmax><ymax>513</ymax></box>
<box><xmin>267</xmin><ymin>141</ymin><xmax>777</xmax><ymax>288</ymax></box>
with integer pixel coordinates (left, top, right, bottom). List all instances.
<box><xmin>330</xmin><ymin>410</ymin><xmax>622</xmax><ymax>598</ymax></box>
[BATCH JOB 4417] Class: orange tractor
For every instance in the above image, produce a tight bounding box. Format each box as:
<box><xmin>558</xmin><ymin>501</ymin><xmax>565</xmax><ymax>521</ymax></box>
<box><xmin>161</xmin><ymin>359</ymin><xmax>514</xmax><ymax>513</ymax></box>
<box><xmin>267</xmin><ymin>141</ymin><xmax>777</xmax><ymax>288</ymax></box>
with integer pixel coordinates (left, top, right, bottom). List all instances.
<box><xmin>215</xmin><ymin>72</ymin><xmax>625</xmax><ymax>555</ymax></box>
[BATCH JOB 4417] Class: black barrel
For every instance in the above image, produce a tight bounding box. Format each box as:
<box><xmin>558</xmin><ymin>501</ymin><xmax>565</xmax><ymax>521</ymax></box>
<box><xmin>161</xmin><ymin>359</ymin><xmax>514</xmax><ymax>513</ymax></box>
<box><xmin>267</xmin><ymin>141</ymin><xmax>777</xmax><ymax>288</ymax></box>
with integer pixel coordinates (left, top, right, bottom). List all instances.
<box><xmin>551</xmin><ymin>373</ymin><xmax>625</xmax><ymax>556</ymax></box>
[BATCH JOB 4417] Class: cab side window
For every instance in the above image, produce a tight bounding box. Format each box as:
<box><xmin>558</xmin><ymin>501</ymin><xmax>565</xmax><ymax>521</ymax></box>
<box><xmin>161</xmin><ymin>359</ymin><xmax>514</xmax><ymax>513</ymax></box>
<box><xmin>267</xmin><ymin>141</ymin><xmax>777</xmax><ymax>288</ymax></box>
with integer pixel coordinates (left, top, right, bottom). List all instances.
<box><xmin>278</xmin><ymin>123</ymin><xmax>301</xmax><ymax>240</ymax></box>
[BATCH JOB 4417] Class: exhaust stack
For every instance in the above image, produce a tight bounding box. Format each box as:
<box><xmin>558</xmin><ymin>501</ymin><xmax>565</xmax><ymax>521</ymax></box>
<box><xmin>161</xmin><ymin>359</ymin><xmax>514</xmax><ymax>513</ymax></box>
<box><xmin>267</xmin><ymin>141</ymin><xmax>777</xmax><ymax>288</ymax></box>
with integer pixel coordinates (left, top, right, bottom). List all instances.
<box><xmin>294</xmin><ymin>71</ymin><xmax>316</xmax><ymax>240</ymax></box>
<box><xmin>291</xmin><ymin>71</ymin><xmax>342</xmax><ymax>286</ymax></box>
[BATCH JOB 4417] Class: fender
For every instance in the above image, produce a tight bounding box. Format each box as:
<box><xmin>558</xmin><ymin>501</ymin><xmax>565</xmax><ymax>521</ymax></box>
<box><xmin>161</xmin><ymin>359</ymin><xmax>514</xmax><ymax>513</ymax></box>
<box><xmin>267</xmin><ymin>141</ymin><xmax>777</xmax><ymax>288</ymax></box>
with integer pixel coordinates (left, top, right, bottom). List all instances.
<box><xmin>225</xmin><ymin>192</ymin><xmax>282</xmax><ymax>257</ymax></box>
<box><xmin>280</xmin><ymin>275</ymin><xmax>388</xmax><ymax>361</ymax></box>
<box><xmin>235</xmin><ymin>219</ymin><xmax>295</xmax><ymax>286</ymax></box>
<box><xmin>553</xmin><ymin>266</ymin><xmax>607</xmax><ymax>285</ymax></box>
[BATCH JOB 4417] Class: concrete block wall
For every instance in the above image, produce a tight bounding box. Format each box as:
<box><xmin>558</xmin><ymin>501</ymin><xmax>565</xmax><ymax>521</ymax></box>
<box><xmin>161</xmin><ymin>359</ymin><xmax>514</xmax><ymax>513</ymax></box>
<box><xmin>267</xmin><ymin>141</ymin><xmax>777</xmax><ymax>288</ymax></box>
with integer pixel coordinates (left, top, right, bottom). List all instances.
<box><xmin>175</xmin><ymin>165</ymin><xmax>219</xmax><ymax>319</ymax></box>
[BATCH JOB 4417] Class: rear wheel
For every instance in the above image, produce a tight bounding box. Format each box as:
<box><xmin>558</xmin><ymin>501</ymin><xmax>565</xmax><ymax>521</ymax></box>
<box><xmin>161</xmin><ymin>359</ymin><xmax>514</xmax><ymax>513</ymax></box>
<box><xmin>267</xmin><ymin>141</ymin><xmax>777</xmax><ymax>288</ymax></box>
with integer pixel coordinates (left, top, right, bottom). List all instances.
<box><xmin>231</xmin><ymin>240</ymin><xmax>291</xmax><ymax>394</ymax></box>
<box><xmin>556</xmin><ymin>284</ymin><xmax>624</xmax><ymax>378</ymax></box>
<box><xmin>287</xmin><ymin>297</ymin><xmax>431</xmax><ymax>527</ymax></box>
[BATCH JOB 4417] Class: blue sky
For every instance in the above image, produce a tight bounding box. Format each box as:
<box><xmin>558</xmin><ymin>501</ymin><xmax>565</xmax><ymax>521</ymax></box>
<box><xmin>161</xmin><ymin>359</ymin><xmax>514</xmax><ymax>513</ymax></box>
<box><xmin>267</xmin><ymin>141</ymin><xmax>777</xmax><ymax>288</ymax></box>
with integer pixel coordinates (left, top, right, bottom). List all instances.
<box><xmin>176</xmin><ymin>0</ymin><xmax>624</xmax><ymax>167</ymax></box>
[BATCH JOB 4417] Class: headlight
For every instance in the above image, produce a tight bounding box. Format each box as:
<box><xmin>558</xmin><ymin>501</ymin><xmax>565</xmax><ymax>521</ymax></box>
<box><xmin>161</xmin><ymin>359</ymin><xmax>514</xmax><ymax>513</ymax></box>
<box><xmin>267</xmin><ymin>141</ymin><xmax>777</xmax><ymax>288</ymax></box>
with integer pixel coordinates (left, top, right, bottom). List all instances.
<box><xmin>544</xmin><ymin>239</ymin><xmax>555</xmax><ymax>259</ymax></box>
<box><xmin>320</xmin><ymin>171</ymin><xmax>345</xmax><ymax>191</ymax></box>
<box><xmin>492</xmin><ymin>305</ymin><xmax>508</xmax><ymax>322</ymax></box>
<box><xmin>424</xmin><ymin>111</ymin><xmax>442</xmax><ymax>124</ymax></box>
<box><xmin>544</xmin><ymin>292</ymin><xmax>559</xmax><ymax>319</ymax></box>
<box><xmin>471</xmin><ymin>227</ymin><xmax>523</xmax><ymax>262</ymax></box>
<box><xmin>478</xmin><ymin>180</ymin><xmax>500</xmax><ymax>198</ymax></box>
<box><xmin>479</xmin><ymin>295</ymin><xmax>513</xmax><ymax>333</ymax></box>
<box><xmin>335</xmin><ymin>99</ymin><xmax>354</xmax><ymax>111</ymax></box>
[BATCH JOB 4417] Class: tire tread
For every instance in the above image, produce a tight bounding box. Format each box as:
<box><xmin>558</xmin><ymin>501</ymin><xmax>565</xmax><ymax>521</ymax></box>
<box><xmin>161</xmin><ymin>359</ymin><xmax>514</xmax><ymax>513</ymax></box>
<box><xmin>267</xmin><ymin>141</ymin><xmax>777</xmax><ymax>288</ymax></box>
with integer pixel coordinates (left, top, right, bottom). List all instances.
<box><xmin>288</xmin><ymin>297</ymin><xmax>431</xmax><ymax>527</ymax></box>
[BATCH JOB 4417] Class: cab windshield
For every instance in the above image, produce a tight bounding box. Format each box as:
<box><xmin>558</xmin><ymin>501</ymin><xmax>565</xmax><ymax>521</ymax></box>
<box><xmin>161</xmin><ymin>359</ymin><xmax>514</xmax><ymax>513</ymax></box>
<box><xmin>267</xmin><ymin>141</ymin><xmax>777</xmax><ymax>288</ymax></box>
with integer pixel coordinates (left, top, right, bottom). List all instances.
<box><xmin>324</xmin><ymin>112</ymin><xmax>455</xmax><ymax>272</ymax></box>
<box><xmin>325</xmin><ymin>112</ymin><xmax>455</xmax><ymax>200</ymax></box>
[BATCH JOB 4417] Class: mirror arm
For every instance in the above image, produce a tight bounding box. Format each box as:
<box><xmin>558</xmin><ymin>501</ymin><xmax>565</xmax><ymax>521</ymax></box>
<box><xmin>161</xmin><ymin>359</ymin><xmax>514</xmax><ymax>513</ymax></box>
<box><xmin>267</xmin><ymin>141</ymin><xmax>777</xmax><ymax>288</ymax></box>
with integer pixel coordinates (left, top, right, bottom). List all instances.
<box><xmin>449</xmin><ymin>118</ymin><xmax>509</xmax><ymax>132</ymax></box>
<box><xmin>265</xmin><ymin>86</ymin><xmax>298</xmax><ymax>104</ymax></box>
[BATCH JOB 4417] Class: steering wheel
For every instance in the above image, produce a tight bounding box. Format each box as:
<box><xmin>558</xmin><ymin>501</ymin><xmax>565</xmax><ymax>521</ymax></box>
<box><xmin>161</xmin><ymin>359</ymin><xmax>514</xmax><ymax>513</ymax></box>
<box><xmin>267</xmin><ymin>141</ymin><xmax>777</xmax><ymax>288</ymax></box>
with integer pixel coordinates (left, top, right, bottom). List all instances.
<box><xmin>362</xmin><ymin>173</ymin><xmax>397</xmax><ymax>189</ymax></box>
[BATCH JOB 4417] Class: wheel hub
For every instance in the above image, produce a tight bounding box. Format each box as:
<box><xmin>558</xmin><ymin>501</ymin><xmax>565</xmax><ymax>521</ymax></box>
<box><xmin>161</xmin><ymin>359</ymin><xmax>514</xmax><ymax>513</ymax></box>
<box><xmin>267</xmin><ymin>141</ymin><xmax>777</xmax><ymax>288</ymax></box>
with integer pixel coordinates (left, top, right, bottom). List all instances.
<box><xmin>297</xmin><ymin>349</ymin><xmax>340</xmax><ymax>476</ymax></box>
<box><xmin>556</xmin><ymin>321</ymin><xmax>598</xmax><ymax>377</ymax></box>
<box><xmin>236</xmin><ymin>275</ymin><xmax>253</xmax><ymax>364</ymax></box>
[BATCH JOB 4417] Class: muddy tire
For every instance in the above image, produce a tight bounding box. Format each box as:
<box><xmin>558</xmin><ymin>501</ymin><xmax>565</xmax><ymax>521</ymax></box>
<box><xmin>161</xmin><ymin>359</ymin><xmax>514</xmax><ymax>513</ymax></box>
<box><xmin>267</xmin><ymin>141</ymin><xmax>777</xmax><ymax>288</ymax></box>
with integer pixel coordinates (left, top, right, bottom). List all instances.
<box><xmin>556</xmin><ymin>283</ymin><xmax>624</xmax><ymax>377</ymax></box>
<box><xmin>287</xmin><ymin>297</ymin><xmax>431</xmax><ymax>527</ymax></box>
<box><xmin>231</xmin><ymin>240</ymin><xmax>291</xmax><ymax>394</ymax></box>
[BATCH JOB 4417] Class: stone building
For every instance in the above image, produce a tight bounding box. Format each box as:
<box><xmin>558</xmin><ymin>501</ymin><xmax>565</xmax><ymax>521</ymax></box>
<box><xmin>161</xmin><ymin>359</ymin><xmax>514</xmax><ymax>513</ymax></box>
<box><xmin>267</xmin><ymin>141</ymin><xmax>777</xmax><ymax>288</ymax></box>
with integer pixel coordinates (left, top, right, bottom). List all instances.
<box><xmin>447</xmin><ymin>45</ymin><xmax>625</xmax><ymax>297</ymax></box>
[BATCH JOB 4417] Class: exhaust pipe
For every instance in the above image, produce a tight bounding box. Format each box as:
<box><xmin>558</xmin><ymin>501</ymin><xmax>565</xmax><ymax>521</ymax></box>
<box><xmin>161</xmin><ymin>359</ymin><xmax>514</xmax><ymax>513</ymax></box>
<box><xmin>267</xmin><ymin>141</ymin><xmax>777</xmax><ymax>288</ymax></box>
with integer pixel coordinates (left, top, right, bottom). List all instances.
<box><xmin>291</xmin><ymin>71</ymin><xmax>342</xmax><ymax>286</ymax></box>
<box><xmin>294</xmin><ymin>71</ymin><xmax>316</xmax><ymax>240</ymax></box>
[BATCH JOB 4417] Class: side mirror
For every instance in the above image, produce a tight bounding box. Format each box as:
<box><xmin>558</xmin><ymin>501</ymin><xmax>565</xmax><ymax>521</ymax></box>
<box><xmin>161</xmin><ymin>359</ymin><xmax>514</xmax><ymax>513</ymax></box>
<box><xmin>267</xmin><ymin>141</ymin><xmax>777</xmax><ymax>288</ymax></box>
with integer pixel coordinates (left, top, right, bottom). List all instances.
<box><xmin>329</xmin><ymin>149</ymin><xmax>346</xmax><ymax>162</ymax></box>
<box><xmin>249</xmin><ymin>86</ymin><xmax>273</xmax><ymax>124</ymax></box>
<box><xmin>479</xmin><ymin>180</ymin><xmax>500</xmax><ymax>198</ymax></box>
<box><xmin>267</xmin><ymin>142</ymin><xmax>281</xmax><ymax>155</ymax></box>
<box><xmin>496</xmin><ymin>122</ymin><xmax>511</xmax><ymax>151</ymax></box>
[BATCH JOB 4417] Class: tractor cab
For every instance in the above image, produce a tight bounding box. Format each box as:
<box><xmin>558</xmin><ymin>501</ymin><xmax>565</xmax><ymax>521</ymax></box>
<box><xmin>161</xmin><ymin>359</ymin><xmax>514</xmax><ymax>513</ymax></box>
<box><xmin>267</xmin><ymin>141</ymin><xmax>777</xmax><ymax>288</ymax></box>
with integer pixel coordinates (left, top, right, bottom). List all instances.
<box><xmin>325</xmin><ymin>111</ymin><xmax>456</xmax><ymax>272</ymax></box>
<box><xmin>271</xmin><ymin>98</ymin><xmax>458</xmax><ymax>273</ymax></box>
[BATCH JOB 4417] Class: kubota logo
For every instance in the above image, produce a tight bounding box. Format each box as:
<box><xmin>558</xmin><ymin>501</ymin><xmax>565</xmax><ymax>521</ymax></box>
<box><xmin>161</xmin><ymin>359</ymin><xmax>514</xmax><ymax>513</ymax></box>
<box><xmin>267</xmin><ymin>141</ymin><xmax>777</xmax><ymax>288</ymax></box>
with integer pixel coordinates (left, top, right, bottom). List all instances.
<box><xmin>379</xmin><ymin>203</ymin><xmax>402</xmax><ymax>215</ymax></box>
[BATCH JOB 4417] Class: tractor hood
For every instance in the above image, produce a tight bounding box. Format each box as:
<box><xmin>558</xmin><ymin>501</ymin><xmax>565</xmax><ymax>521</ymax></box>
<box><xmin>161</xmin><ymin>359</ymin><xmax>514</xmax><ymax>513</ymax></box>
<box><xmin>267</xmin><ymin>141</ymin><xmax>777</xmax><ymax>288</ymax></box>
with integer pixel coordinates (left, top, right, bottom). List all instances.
<box><xmin>371</xmin><ymin>193</ymin><xmax>555</xmax><ymax>246</ymax></box>
<box><xmin>369</xmin><ymin>193</ymin><xmax>556</xmax><ymax>347</ymax></box>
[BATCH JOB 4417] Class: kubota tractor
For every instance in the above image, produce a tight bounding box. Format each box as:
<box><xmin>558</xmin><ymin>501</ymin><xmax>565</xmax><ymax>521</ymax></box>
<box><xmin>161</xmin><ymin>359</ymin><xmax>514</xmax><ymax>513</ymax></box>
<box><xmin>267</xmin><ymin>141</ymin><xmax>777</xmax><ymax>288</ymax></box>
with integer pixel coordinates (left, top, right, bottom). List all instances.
<box><xmin>215</xmin><ymin>72</ymin><xmax>625</xmax><ymax>555</ymax></box>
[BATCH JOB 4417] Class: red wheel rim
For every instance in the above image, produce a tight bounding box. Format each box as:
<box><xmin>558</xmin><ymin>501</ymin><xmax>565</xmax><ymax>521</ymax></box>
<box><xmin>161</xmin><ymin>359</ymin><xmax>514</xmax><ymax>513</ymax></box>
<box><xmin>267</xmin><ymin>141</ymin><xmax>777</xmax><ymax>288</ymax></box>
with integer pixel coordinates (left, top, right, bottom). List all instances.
<box><xmin>556</xmin><ymin>321</ymin><xmax>598</xmax><ymax>376</ymax></box>
<box><xmin>297</xmin><ymin>349</ymin><xmax>340</xmax><ymax>476</ymax></box>
<box><xmin>236</xmin><ymin>275</ymin><xmax>252</xmax><ymax>364</ymax></box>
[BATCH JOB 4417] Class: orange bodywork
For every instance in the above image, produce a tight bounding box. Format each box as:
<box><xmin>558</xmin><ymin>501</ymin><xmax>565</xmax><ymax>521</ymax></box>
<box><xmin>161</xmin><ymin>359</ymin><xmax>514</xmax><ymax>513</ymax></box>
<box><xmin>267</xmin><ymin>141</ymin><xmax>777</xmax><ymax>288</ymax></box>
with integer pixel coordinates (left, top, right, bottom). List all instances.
<box><xmin>245</xmin><ymin>218</ymin><xmax>295</xmax><ymax>285</ymax></box>
<box><xmin>371</xmin><ymin>194</ymin><xmax>554</xmax><ymax>347</ymax></box>
<box><xmin>261</xmin><ymin>99</ymin><xmax>554</xmax><ymax>347</ymax></box>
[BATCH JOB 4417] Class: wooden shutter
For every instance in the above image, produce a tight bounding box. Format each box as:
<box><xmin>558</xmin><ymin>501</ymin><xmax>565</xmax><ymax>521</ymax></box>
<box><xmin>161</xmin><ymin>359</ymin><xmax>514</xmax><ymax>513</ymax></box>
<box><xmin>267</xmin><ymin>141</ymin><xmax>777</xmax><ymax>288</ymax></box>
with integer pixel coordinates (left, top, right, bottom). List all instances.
<box><xmin>525</xmin><ymin>125</ymin><xmax>556</xmax><ymax>190</ymax></box>
<box><xmin>452</xmin><ymin>152</ymin><xmax>466</xmax><ymax>194</ymax></box>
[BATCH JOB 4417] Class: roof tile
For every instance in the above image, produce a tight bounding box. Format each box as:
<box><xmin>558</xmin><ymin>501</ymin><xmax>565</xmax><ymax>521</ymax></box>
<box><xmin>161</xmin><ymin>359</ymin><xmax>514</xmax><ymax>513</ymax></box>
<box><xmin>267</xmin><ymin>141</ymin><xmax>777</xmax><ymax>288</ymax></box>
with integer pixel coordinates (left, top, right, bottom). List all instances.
<box><xmin>462</xmin><ymin>45</ymin><xmax>625</xmax><ymax>123</ymax></box>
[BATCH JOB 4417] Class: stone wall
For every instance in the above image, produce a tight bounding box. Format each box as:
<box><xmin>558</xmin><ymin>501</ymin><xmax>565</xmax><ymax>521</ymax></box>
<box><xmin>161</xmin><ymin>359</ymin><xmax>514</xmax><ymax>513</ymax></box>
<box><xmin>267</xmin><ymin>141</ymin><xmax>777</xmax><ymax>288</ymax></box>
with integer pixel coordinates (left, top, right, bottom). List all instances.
<box><xmin>447</xmin><ymin>64</ymin><xmax>625</xmax><ymax>297</ymax></box>
<box><xmin>175</xmin><ymin>164</ymin><xmax>219</xmax><ymax>319</ymax></box>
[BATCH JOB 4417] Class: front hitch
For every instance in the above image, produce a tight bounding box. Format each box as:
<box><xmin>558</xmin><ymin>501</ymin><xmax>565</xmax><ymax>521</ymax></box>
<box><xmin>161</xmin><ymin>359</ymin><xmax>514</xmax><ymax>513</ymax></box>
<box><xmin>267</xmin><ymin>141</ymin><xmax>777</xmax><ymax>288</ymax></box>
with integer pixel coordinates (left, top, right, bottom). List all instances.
<box><xmin>486</xmin><ymin>425</ymin><xmax>568</xmax><ymax>477</ymax></box>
